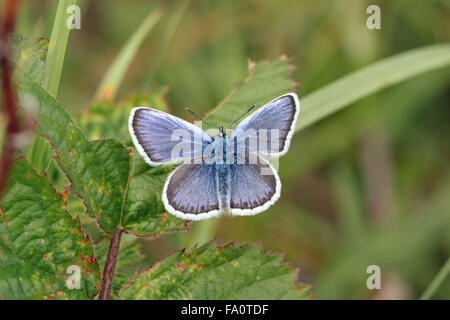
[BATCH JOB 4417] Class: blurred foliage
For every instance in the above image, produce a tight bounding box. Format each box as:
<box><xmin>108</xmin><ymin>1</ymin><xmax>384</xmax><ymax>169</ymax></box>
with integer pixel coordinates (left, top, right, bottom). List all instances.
<box><xmin>6</xmin><ymin>0</ymin><xmax>450</xmax><ymax>299</ymax></box>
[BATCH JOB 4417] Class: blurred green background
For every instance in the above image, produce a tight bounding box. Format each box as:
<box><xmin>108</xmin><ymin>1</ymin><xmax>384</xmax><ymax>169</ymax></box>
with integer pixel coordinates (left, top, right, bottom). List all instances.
<box><xmin>14</xmin><ymin>0</ymin><xmax>450</xmax><ymax>299</ymax></box>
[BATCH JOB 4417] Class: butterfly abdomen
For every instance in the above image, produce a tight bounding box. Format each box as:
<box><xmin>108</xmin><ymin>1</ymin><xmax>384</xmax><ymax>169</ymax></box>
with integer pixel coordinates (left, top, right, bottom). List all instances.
<box><xmin>214</xmin><ymin>137</ymin><xmax>232</xmax><ymax>214</ymax></box>
<box><xmin>215</xmin><ymin>164</ymin><xmax>231</xmax><ymax>214</ymax></box>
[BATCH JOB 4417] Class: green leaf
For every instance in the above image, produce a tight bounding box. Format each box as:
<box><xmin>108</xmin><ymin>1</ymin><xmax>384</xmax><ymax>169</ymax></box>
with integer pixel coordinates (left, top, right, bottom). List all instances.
<box><xmin>20</xmin><ymin>81</ymin><xmax>129</xmax><ymax>234</ymax></box>
<box><xmin>18</xmin><ymin>82</ymin><xmax>187</xmax><ymax>237</ymax></box>
<box><xmin>11</xmin><ymin>34</ymin><xmax>48</xmax><ymax>85</ymax></box>
<box><xmin>76</xmin><ymin>90</ymin><xmax>185</xmax><ymax>236</ymax></box>
<box><xmin>296</xmin><ymin>44</ymin><xmax>450</xmax><ymax>132</ymax></box>
<box><xmin>0</xmin><ymin>158</ymin><xmax>100</xmax><ymax>299</ymax></box>
<box><xmin>118</xmin><ymin>241</ymin><xmax>311</xmax><ymax>300</ymax></box>
<box><xmin>121</xmin><ymin>155</ymin><xmax>186</xmax><ymax>236</ymax></box>
<box><xmin>205</xmin><ymin>56</ymin><xmax>297</xmax><ymax>126</ymax></box>
<box><xmin>94</xmin><ymin>9</ymin><xmax>163</xmax><ymax>101</ymax></box>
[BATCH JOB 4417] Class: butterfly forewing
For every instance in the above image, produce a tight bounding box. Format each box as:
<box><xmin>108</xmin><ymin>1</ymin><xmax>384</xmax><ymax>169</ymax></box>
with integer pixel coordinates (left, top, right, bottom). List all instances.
<box><xmin>129</xmin><ymin>107</ymin><xmax>213</xmax><ymax>166</ymax></box>
<box><xmin>230</xmin><ymin>93</ymin><xmax>299</xmax><ymax>157</ymax></box>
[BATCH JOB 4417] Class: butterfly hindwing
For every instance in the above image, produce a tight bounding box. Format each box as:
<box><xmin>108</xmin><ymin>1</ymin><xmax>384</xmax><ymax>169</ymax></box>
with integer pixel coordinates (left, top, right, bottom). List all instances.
<box><xmin>162</xmin><ymin>163</ymin><xmax>220</xmax><ymax>220</ymax></box>
<box><xmin>129</xmin><ymin>107</ymin><xmax>213</xmax><ymax>166</ymax></box>
<box><xmin>163</xmin><ymin>155</ymin><xmax>281</xmax><ymax>219</ymax></box>
<box><xmin>229</xmin><ymin>155</ymin><xmax>281</xmax><ymax>215</ymax></box>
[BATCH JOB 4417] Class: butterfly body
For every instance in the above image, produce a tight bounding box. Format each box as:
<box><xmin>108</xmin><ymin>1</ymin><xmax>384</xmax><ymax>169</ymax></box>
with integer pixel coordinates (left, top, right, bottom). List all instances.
<box><xmin>129</xmin><ymin>93</ymin><xmax>300</xmax><ymax>220</ymax></box>
<box><xmin>212</xmin><ymin>133</ymin><xmax>234</xmax><ymax>215</ymax></box>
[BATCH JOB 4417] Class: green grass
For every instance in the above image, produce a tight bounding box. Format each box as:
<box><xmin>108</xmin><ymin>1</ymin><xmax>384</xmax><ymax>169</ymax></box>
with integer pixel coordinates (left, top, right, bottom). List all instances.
<box><xmin>42</xmin><ymin>0</ymin><xmax>77</xmax><ymax>95</ymax></box>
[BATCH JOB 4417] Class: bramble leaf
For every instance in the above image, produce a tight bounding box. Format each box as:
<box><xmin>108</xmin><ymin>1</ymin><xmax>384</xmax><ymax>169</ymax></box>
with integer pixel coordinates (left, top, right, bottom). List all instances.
<box><xmin>18</xmin><ymin>82</ymin><xmax>187</xmax><ymax>237</ymax></box>
<box><xmin>205</xmin><ymin>56</ymin><xmax>297</xmax><ymax>126</ymax></box>
<box><xmin>118</xmin><ymin>240</ymin><xmax>311</xmax><ymax>300</ymax></box>
<box><xmin>121</xmin><ymin>155</ymin><xmax>186</xmax><ymax>236</ymax></box>
<box><xmin>0</xmin><ymin>158</ymin><xmax>100</xmax><ymax>299</ymax></box>
<box><xmin>75</xmin><ymin>91</ymin><xmax>186</xmax><ymax>236</ymax></box>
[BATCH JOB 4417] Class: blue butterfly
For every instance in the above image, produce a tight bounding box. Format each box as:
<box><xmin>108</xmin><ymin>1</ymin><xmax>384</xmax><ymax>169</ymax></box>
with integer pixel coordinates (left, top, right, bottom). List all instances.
<box><xmin>128</xmin><ymin>93</ymin><xmax>300</xmax><ymax>220</ymax></box>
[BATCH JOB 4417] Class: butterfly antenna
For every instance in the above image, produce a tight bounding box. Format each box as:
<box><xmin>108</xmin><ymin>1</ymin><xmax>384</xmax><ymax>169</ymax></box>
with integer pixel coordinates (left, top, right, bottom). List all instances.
<box><xmin>228</xmin><ymin>104</ymin><xmax>256</xmax><ymax>128</ymax></box>
<box><xmin>186</xmin><ymin>107</ymin><xmax>213</xmax><ymax>128</ymax></box>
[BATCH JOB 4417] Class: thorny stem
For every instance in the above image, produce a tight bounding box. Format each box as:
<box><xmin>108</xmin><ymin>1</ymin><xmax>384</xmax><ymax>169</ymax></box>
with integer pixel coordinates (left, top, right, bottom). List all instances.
<box><xmin>0</xmin><ymin>0</ymin><xmax>20</xmax><ymax>199</ymax></box>
<box><xmin>99</xmin><ymin>228</ymin><xmax>124</xmax><ymax>300</ymax></box>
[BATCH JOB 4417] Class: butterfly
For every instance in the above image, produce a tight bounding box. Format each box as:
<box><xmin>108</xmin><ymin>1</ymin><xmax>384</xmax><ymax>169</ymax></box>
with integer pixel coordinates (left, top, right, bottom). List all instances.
<box><xmin>128</xmin><ymin>93</ymin><xmax>300</xmax><ymax>220</ymax></box>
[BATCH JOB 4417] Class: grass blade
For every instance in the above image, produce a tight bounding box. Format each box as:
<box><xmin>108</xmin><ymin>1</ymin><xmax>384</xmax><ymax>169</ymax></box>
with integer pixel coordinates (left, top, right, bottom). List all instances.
<box><xmin>94</xmin><ymin>8</ymin><xmax>163</xmax><ymax>101</ymax></box>
<box><xmin>296</xmin><ymin>44</ymin><xmax>450</xmax><ymax>133</ymax></box>
<box><xmin>143</xmin><ymin>0</ymin><xmax>190</xmax><ymax>86</ymax></box>
<box><xmin>42</xmin><ymin>0</ymin><xmax>76</xmax><ymax>95</ymax></box>
<box><xmin>420</xmin><ymin>257</ymin><xmax>450</xmax><ymax>300</ymax></box>
<box><xmin>29</xmin><ymin>0</ymin><xmax>76</xmax><ymax>173</ymax></box>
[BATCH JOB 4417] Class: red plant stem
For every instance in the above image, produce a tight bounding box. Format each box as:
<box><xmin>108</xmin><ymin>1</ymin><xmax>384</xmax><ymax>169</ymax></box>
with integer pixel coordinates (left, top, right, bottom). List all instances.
<box><xmin>99</xmin><ymin>228</ymin><xmax>124</xmax><ymax>300</ymax></box>
<box><xmin>0</xmin><ymin>0</ymin><xmax>20</xmax><ymax>199</ymax></box>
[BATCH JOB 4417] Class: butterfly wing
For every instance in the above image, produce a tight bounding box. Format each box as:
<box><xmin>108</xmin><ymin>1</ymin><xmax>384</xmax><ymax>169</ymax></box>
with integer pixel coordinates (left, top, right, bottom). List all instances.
<box><xmin>229</xmin><ymin>155</ymin><xmax>281</xmax><ymax>215</ymax></box>
<box><xmin>162</xmin><ymin>164</ymin><xmax>220</xmax><ymax>220</ymax></box>
<box><xmin>129</xmin><ymin>107</ymin><xmax>213</xmax><ymax>166</ymax></box>
<box><xmin>230</xmin><ymin>93</ymin><xmax>300</xmax><ymax>157</ymax></box>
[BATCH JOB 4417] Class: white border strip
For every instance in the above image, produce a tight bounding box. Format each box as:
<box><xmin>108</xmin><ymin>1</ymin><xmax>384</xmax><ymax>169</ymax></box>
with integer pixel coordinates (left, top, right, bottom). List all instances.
<box><xmin>271</xmin><ymin>92</ymin><xmax>300</xmax><ymax>157</ymax></box>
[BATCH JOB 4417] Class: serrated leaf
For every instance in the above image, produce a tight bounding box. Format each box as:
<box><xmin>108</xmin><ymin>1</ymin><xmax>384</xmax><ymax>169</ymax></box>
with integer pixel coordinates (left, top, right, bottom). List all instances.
<box><xmin>0</xmin><ymin>158</ymin><xmax>100</xmax><ymax>299</ymax></box>
<box><xmin>121</xmin><ymin>155</ymin><xmax>186</xmax><ymax>236</ymax></box>
<box><xmin>205</xmin><ymin>57</ymin><xmax>297</xmax><ymax>126</ymax></box>
<box><xmin>118</xmin><ymin>241</ymin><xmax>311</xmax><ymax>300</ymax></box>
<box><xmin>18</xmin><ymin>82</ymin><xmax>187</xmax><ymax>237</ymax></box>
<box><xmin>19</xmin><ymin>82</ymin><xmax>129</xmax><ymax>234</ymax></box>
